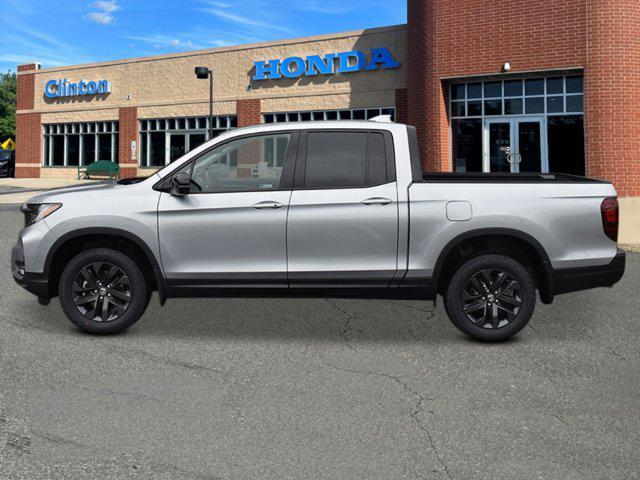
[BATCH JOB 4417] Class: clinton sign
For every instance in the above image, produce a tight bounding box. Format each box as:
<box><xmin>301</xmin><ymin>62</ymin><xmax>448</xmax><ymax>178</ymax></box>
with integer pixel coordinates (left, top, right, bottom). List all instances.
<box><xmin>253</xmin><ymin>47</ymin><xmax>400</xmax><ymax>81</ymax></box>
<box><xmin>45</xmin><ymin>78</ymin><xmax>111</xmax><ymax>99</ymax></box>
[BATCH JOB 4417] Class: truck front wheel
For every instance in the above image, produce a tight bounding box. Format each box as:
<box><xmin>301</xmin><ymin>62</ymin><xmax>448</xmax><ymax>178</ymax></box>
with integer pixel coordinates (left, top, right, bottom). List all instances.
<box><xmin>58</xmin><ymin>248</ymin><xmax>149</xmax><ymax>334</ymax></box>
<box><xmin>444</xmin><ymin>254</ymin><xmax>536</xmax><ymax>341</ymax></box>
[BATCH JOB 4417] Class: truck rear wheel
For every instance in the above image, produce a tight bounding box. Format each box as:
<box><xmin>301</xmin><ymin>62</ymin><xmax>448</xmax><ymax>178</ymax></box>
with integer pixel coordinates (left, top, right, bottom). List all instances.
<box><xmin>444</xmin><ymin>254</ymin><xmax>535</xmax><ymax>341</ymax></box>
<box><xmin>58</xmin><ymin>248</ymin><xmax>149</xmax><ymax>334</ymax></box>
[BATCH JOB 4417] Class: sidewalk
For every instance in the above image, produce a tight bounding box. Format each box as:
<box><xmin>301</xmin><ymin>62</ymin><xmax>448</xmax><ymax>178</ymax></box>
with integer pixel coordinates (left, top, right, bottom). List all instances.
<box><xmin>0</xmin><ymin>178</ymin><xmax>100</xmax><ymax>204</ymax></box>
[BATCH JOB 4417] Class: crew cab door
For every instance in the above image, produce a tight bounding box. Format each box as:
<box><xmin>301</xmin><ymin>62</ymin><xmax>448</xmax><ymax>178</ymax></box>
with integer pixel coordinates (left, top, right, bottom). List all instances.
<box><xmin>287</xmin><ymin>129</ymin><xmax>399</xmax><ymax>287</ymax></box>
<box><xmin>157</xmin><ymin>132</ymin><xmax>297</xmax><ymax>288</ymax></box>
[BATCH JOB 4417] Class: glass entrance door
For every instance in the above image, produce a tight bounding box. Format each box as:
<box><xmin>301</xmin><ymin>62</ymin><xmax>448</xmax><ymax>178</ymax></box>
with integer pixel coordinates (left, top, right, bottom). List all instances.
<box><xmin>485</xmin><ymin>120</ymin><xmax>512</xmax><ymax>172</ymax></box>
<box><xmin>483</xmin><ymin>117</ymin><xmax>546</xmax><ymax>173</ymax></box>
<box><xmin>515</xmin><ymin>118</ymin><xmax>544</xmax><ymax>172</ymax></box>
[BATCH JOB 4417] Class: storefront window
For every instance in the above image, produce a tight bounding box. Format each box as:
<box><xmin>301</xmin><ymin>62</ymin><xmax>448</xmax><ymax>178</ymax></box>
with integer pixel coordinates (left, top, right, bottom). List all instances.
<box><xmin>138</xmin><ymin>115</ymin><xmax>237</xmax><ymax>167</ymax></box>
<box><xmin>43</xmin><ymin>121</ymin><xmax>119</xmax><ymax>167</ymax></box>
<box><xmin>452</xmin><ymin>119</ymin><xmax>482</xmax><ymax>172</ymax></box>
<box><xmin>263</xmin><ymin>107</ymin><xmax>395</xmax><ymax>124</ymax></box>
<box><xmin>548</xmin><ymin>116</ymin><xmax>585</xmax><ymax>176</ymax></box>
<box><xmin>449</xmin><ymin>74</ymin><xmax>584</xmax><ymax>174</ymax></box>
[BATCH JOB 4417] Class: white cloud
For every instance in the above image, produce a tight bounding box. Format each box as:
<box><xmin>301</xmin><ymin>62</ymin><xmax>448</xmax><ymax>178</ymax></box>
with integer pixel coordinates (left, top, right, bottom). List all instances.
<box><xmin>87</xmin><ymin>0</ymin><xmax>120</xmax><ymax>25</ymax></box>
<box><xmin>125</xmin><ymin>34</ymin><xmax>199</xmax><ymax>50</ymax></box>
<box><xmin>202</xmin><ymin>8</ymin><xmax>293</xmax><ymax>34</ymax></box>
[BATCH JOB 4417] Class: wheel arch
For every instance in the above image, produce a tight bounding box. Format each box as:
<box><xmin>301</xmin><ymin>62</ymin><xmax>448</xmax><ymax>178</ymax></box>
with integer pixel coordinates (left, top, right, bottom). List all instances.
<box><xmin>44</xmin><ymin>227</ymin><xmax>167</xmax><ymax>304</ymax></box>
<box><xmin>433</xmin><ymin>228</ymin><xmax>554</xmax><ymax>304</ymax></box>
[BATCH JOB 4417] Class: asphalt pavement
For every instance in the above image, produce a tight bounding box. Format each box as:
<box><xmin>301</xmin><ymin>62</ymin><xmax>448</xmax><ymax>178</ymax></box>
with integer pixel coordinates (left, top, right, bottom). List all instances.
<box><xmin>0</xmin><ymin>203</ymin><xmax>639</xmax><ymax>479</ymax></box>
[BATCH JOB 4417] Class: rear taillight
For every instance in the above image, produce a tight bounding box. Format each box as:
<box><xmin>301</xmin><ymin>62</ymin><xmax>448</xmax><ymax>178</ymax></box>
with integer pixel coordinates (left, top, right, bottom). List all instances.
<box><xmin>601</xmin><ymin>197</ymin><xmax>619</xmax><ymax>242</ymax></box>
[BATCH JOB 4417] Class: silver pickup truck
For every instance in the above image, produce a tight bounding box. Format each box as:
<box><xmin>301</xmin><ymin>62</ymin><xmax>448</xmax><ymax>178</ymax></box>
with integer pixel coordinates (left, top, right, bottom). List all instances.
<box><xmin>11</xmin><ymin>119</ymin><xmax>625</xmax><ymax>341</ymax></box>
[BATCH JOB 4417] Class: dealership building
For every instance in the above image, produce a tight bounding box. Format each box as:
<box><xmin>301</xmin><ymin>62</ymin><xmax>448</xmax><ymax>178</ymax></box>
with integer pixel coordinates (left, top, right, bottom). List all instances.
<box><xmin>15</xmin><ymin>0</ymin><xmax>640</xmax><ymax>196</ymax></box>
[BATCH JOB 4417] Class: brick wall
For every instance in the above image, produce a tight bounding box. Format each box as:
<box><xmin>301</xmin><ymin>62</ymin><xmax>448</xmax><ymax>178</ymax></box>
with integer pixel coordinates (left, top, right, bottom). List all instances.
<box><xmin>407</xmin><ymin>0</ymin><xmax>640</xmax><ymax>195</ymax></box>
<box><xmin>584</xmin><ymin>1</ymin><xmax>640</xmax><ymax>197</ymax></box>
<box><xmin>236</xmin><ymin>99</ymin><xmax>261</xmax><ymax>127</ymax></box>
<box><xmin>394</xmin><ymin>89</ymin><xmax>407</xmax><ymax>125</ymax></box>
<box><xmin>15</xmin><ymin>113</ymin><xmax>41</xmax><ymax>178</ymax></box>
<box><xmin>408</xmin><ymin>0</ymin><xmax>588</xmax><ymax>171</ymax></box>
<box><xmin>118</xmin><ymin>107</ymin><xmax>138</xmax><ymax>178</ymax></box>
<box><xmin>15</xmin><ymin>65</ymin><xmax>40</xmax><ymax>178</ymax></box>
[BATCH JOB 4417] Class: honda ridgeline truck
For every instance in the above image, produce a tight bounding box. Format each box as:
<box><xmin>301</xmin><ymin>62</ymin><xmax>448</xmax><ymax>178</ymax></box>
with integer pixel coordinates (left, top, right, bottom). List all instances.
<box><xmin>11</xmin><ymin>119</ymin><xmax>625</xmax><ymax>341</ymax></box>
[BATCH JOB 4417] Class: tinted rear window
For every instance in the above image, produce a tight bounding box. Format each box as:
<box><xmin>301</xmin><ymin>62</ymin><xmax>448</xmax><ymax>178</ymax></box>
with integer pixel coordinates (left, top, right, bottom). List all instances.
<box><xmin>304</xmin><ymin>131</ymin><xmax>388</xmax><ymax>189</ymax></box>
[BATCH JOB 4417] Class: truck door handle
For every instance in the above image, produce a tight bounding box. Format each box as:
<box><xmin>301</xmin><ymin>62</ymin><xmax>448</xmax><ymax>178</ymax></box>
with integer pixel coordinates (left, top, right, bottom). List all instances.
<box><xmin>252</xmin><ymin>201</ymin><xmax>285</xmax><ymax>210</ymax></box>
<box><xmin>361</xmin><ymin>197</ymin><xmax>393</xmax><ymax>206</ymax></box>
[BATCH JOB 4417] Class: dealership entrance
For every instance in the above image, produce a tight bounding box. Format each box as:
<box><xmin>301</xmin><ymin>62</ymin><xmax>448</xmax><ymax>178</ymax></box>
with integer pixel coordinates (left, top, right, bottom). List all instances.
<box><xmin>450</xmin><ymin>74</ymin><xmax>585</xmax><ymax>175</ymax></box>
<box><xmin>484</xmin><ymin>116</ymin><xmax>546</xmax><ymax>173</ymax></box>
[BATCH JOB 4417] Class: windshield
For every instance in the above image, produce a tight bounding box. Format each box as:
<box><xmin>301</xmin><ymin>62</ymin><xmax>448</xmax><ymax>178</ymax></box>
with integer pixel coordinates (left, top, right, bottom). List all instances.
<box><xmin>0</xmin><ymin>150</ymin><xmax>12</xmax><ymax>161</ymax></box>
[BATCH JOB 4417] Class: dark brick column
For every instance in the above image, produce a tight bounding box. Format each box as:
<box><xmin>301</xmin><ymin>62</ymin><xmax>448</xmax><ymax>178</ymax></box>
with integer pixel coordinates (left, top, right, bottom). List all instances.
<box><xmin>15</xmin><ymin>64</ymin><xmax>41</xmax><ymax>178</ymax></box>
<box><xmin>236</xmin><ymin>98</ymin><xmax>261</xmax><ymax>127</ymax></box>
<box><xmin>395</xmin><ymin>88</ymin><xmax>407</xmax><ymax>125</ymax></box>
<box><xmin>118</xmin><ymin>107</ymin><xmax>138</xmax><ymax>178</ymax></box>
<box><xmin>585</xmin><ymin>0</ymin><xmax>640</xmax><ymax>196</ymax></box>
<box><xmin>406</xmin><ymin>0</ymin><xmax>431</xmax><ymax>171</ymax></box>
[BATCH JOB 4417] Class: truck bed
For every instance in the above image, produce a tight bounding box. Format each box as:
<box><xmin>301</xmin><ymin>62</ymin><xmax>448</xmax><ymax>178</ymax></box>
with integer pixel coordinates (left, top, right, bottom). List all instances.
<box><xmin>421</xmin><ymin>172</ymin><xmax>608</xmax><ymax>184</ymax></box>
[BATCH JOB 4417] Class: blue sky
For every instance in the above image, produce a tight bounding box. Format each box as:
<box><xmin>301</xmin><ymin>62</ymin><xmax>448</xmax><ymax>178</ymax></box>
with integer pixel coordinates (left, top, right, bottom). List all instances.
<box><xmin>0</xmin><ymin>0</ymin><xmax>406</xmax><ymax>72</ymax></box>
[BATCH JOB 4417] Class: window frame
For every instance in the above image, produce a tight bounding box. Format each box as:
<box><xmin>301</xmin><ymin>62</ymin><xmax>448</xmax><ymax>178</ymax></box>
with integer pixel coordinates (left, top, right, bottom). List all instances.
<box><xmin>292</xmin><ymin>129</ymin><xmax>396</xmax><ymax>191</ymax></box>
<box><xmin>42</xmin><ymin>121</ymin><xmax>119</xmax><ymax>167</ymax></box>
<box><xmin>155</xmin><ymin>131</ymin><xmax>299</xmax><ymax>194</ymax></box>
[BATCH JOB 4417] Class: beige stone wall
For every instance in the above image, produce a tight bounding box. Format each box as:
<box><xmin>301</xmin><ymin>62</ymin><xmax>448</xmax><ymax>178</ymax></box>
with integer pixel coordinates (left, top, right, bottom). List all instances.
<box><xmin>25</xmin><ymin>25</ymin><xmax>406</xmax><ymax>119</ymax></box>
<box><xmin>39</xmin><ymin>167</ymin><xmax>78</xmax><ymax>179</ymax></box>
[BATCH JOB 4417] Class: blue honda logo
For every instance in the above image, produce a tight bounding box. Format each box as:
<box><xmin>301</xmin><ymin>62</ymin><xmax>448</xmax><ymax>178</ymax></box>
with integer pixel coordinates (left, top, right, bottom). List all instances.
<box><xmin>253</xmin><ymin>47</ymin><xmax>400</xmax><ymax>81</ymax></box>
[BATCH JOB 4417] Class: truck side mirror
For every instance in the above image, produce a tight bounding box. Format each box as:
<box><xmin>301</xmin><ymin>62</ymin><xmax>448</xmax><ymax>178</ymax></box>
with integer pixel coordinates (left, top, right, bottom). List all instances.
<box><xmin>171</xmin><ymin>172</ymin><xmax>191</xmax><ymax>196</ymax></box>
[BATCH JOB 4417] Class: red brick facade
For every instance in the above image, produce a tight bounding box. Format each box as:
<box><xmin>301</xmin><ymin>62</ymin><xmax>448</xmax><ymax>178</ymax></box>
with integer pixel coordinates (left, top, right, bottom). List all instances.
<box><xmin>15</xmin><ymin>112</ymin><xmax>41</xmax><ymax>178</ymax></box>
<box><xmin>394</xmin><ymin>89</ymin><xmax>407</xmax><ymax>125</ymax></box>
<box><xmin>118</xmin><ymin>106</ymin><xmax>138</xmax><ymax>178</ymax></box>
<box><xmin>236</xmin><ymin>99</ymin><xmax>261</xmax><ymax>127</ymax></box>
<box><xmin>584</xmin><ymin>1</ymin><xmax>640</xmax><ymax>196</ymax></box>
<box><xmin>15</xmin><ymin>64</ymin><xmax>41</xmax><ymax>179</ymax></box>
<box><xmin>407</xmin><ymin>0</ymin><xmax>639</xmax><ymax>195</ymax></box>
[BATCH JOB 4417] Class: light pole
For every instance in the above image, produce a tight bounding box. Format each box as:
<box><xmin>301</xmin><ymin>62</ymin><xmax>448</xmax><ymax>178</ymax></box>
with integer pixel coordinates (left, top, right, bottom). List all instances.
<box><xmin>194</xmin><ymin>67</ymin><xmax>213</xmax><ymax>139</ymax></box>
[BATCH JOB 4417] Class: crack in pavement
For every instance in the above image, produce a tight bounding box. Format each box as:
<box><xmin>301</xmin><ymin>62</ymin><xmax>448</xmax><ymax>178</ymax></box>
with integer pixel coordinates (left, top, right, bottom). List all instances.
<box><xmin>104</xmin><ymin>344</ymin><xmax>226</xmax><ymax>376</ymax></box>
<box><xmin>323</xmin><ymin>299</ymin><xmax>358</xmax><ymax>351</ymax></box>
<box><xmin>322</xmin><ymin>362</ymin><xmax>453</xmax><ymax>479</ymax></box>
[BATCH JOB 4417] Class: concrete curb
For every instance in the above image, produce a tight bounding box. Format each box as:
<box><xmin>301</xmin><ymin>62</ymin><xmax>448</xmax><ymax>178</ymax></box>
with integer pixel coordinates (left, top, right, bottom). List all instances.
<box><xmin>620</xmin><ymin>244</ymin><xmax>640</xmax><ymax>253</ymax></box>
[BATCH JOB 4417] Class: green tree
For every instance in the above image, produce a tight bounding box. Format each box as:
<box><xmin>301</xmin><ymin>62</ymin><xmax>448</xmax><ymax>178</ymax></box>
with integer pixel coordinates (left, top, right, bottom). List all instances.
<box><xmin>0</xmin><ymin>71</ymin><xmax>17</xmax><ymax>144</ymax></box>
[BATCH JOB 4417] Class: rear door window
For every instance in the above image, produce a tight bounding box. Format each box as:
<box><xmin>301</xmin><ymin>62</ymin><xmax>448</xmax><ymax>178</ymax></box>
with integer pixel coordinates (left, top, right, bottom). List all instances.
<box><xmin>303</xmin><ymin>131</ymin><xmax>390</xmax><ymax>189</ymax></box>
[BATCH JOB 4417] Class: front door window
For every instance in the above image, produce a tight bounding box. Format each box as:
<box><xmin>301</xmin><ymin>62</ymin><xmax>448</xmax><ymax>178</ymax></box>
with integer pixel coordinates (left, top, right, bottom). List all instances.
<box><xmin>517</xmin><ymin>121</ymin><xmax>542</xmax><ymax>172</ymax></box>
<box><xmin>488</xmin><ymin>122</ymin><xmax>512</xmax><ymax>172</ymax></box>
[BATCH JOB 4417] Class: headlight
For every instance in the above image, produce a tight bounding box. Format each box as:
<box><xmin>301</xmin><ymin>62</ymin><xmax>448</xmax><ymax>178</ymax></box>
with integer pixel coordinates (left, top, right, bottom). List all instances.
<box><xmin>21</xmin><ymin>203</ymin><xmax>62</xmax><ymax>227</ymax></box>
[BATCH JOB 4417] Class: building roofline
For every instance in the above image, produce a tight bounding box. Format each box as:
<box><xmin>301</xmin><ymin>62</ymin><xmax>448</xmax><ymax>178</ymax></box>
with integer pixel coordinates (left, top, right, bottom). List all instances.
<box><xmin>18</xmin><ymin>24</ymin><xmax>407</xmax><ymax>75</ymax></box>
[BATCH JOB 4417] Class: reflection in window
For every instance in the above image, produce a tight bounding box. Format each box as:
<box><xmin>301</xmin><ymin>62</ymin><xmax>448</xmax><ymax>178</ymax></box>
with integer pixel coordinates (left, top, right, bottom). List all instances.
<box><xmin>190</xmin><ymin>134</ymin><xmax>290</xmax><ymax>193</ymax></box>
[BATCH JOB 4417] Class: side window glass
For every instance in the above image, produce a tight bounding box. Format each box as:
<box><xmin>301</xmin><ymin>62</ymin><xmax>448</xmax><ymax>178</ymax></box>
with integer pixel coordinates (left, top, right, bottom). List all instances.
<box><xmin>305</xmin><ymin>132</ymin><xmax>367</xmax><ymax>188</ymax></box>
<box><xmin>190</xmin><ymin>133</ymin><xmax>291</xmax><ymax>193</ymax></box>
<box><xmin>368</xmin><ymin>132</ymin><xmax>387</xmax><ymax>185</ymax></box>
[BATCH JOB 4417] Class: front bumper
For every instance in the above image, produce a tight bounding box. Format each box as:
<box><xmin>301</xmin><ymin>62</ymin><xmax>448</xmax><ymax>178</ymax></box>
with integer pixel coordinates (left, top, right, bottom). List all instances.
<box><xmin>11</xmin><ymin>242</ymin><xmax>50</xmax><ymax>299</ymax></box>
<box><xmin>552</xmin><ymin>249</ymin><xmax>626</xmax><ymax>295</ymax></box>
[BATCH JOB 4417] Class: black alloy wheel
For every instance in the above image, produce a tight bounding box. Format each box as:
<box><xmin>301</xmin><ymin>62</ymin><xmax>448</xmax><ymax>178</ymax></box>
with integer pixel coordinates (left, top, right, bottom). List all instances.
<box><xmin>445</xmin><ymin>254</ymin><xmax>536</xmax><ymax>341</ymax></box>
<box><xmin>461</xmin><ymin>268</ymin><xmax>522</xmax><ymax>329</ymax></box>
<box><xmin>59</xmin><ymin>248</ymin><xmax>149</xmax><ymax>334</ymax></box>
<box><xmin>72</xmin><ymin>262</ymin><xmax>132</xmax><ymax>323</ymax></box>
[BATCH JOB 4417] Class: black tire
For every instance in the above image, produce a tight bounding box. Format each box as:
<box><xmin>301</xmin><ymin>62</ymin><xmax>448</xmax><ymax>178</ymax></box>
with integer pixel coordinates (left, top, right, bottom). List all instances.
<box><xmin>445</xmin><ymin>254</ymin><xmax>536</xmax><ymax>341</ymax></box>
<box><xmin>58</xmin><ymin>248</ymin><xmax>149</xmax><ymax>334</ymax></box>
